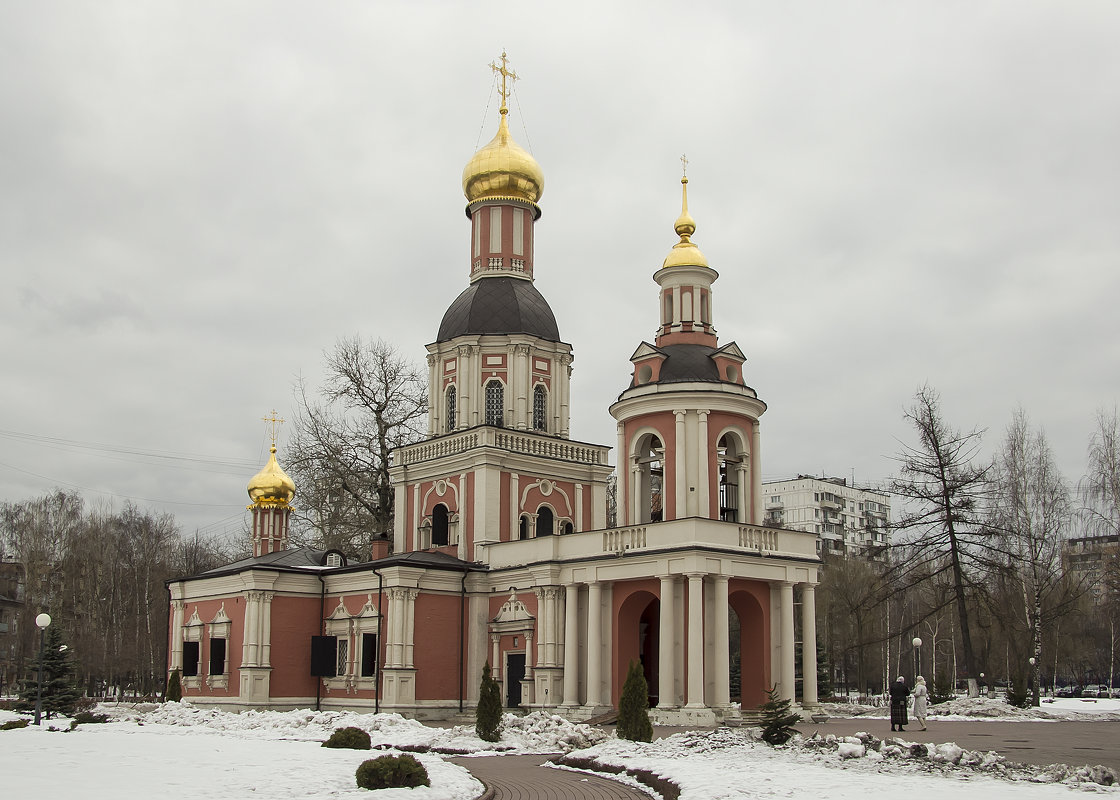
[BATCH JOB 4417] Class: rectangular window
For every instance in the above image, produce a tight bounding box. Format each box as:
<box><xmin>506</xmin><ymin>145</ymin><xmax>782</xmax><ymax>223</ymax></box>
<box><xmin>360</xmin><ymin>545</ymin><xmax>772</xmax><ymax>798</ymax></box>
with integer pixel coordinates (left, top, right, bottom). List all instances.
<box><xmin>182</xmin><ymin>641</ymin><xmax>200</xmax><ymax>677</ymax></box>
<box><xmin>512</xmin><ymin>208</ymin><xmax>524</xmax><ymax>256</ymax></box>
<box><xmin>489</xmin><ymin>207</ymin><xmax>502</xmax><ymax>254</ymax></box>
<box><xmin>209</xmin><ymin>638</ymin><xmax>226</xmax><ymax>675</ymax></box>
<box><xmin>336</xmin><ymin>639</ymin><xmax>349</xmax><ymax>677</ymax></box>
<box><xmin>361</xmin><ymin>633</ymin><xmax>378</xmax><ymax>677</ymax></box>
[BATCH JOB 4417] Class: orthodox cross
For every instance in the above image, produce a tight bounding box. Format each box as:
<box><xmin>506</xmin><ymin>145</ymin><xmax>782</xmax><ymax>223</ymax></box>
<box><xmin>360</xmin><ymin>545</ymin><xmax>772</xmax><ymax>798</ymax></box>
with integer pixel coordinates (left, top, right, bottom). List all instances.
<box><xmin>490</xmin><ymin>50</ymin><xmax>518</xmax><ymax>113</ymax></box>
<box><xmin>262</xmin><ymin>409</ymin><xmax>284</xmax><ymax>447</ymax></box>
<box><xmin>680</xmin><ymin>153</ymin><xmax>689</xmax><ymax>179</ymax></box>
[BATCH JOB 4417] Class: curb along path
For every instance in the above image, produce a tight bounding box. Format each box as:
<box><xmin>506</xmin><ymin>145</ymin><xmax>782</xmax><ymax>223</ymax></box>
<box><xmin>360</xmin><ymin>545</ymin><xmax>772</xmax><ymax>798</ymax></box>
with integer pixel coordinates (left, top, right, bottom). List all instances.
<box><xmin>451</xmin><ymin>754</ymin><xmax>650</xmax><ymax>800</ymax></box>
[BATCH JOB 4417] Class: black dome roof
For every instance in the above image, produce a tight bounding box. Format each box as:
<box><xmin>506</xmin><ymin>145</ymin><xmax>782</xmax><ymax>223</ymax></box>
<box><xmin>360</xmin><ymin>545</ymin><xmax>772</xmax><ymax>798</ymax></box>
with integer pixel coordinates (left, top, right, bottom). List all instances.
<box><xmin>437</xmin><ymin>277</ymin><xmax>561</xmax><ymax>342</ymax></box>
<box><xmin>654</xmin><ymin>344</ymin><xmax>721</xmax><ymax>383</ymax></box>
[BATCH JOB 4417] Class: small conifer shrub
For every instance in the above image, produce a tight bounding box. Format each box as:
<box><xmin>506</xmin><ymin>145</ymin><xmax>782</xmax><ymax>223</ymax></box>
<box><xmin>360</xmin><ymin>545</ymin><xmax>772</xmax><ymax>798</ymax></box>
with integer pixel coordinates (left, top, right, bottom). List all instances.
<box><xmin>72</xmin><ymin>711</ymin><xmax>110</xmax><ymax>725</ymax></box>
<box><xmin>475</xmin><ymin>662</ymin><xmax>503</xmax><ymax>742</ymax></box>
<box><xmin>759</xmin><ymin>685</ymin><xmax>801</xmax><ymax>745</ymax></box>
<box><xmin>355</xmin><ymin>754</ymin><xmax>430</xmax><ymax>790</ymax></box>
<box><xmin>322</xmin><ymin>726</ymin><xmax>372</xmax><ymax>749</ymax></box>
<box><xmin>618</xmin><ymin>660</ymin><xmax>653</xmax><ymax>742</ymax></box>
<box><xmin>1006</xmin><ymin>674</ymin><xmax>1030</xmax><ymax>709</ymax></box>
<box><xmin>166</xmin><ymin>669</ymin><xmax>182</xmax><ymax>703</ymax></box>
<box><xmin>2</xmin><ymin>718</ymin><xmax>30</xmax><ymax>730</ymax></box>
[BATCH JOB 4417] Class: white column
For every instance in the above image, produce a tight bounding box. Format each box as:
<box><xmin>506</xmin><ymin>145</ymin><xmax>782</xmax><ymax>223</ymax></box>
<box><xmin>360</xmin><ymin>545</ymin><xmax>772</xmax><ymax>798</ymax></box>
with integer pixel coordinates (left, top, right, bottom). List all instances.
<box><xmin>737</xmin><ymin>464</ymin><xmax>750</xmax><ymax>524</ymax></box>
<box><xmin>534</xmin><ymin>587</ymin><xmax>548</xmax><ymax>667</ymax></box>
<box><xmin>697</xmin><ymin>410</ymin><xmax>710</xmax><ymax>518</ymax></box>
<box><xmin>515</xmin><ymin>345</ymin><xmax>529</xmax><ymax>430</ymax></box>
<box><xmin>780</xmin><ymin>581</ymin><xmax>796</xmax><ymax>703</ymax></box>
<box><xmin>712</xmin><ymin>576</ymin><xmax>730</xmax><ymax>706</ymax></box>
<box><xmin>802</xmin><ymin>583</ymin><xmax>818</xmax><ymax>707</ymax></box>
<box><xmin>510</xmin><ymin>473</ymin><xmax>520</xmax><ymax>540</ymax></box>
<box><xmin>458</xmin><ymin>472</ymin><xmax>469</xmax><ymax>560</ymax></box>
<box><xmin>575</xmin><ymin>484</ymin><xmax>584</xmax><ymax>533</ymax></box>
<box><xmin>260</xmin><ymin>592</ymin><xmax>274</xmax><ymax>667</ymax></box>
<box><xmin>630</xmin><ymin>464</ymin><xmax>641</xmax><ymax>525</ymax></box>
<box><xmin>562</xmin><ymin>583</ymin><xmax>580</xmax><ymax>706</ymax></box>
<box><xmin>242</xmin><ymin>592</ymin><xmax>259</xmax><ymax>667</ymax></box>
<box><xmin>751</xmin><ymin>424</ymin><xmax>763</xmax><ymax>525</ymax></box>
<box><xmin>674</xmin><ymin>410</ymin><xmax>687</xmax><ymax>521</ymax></box>
<box><xmin>616</xmin><ymin>423</ymin><xmax>628</xmax><ymax>527</ymax></box>
<box><xmin>404</xmin><ymin>589</ymin><xmax>418</xmax><ymax>668</ymax></box>
<box><xmin>686</xmin><ymin>573</ymin><xmax>705</xmax><ymax>707</ymax></box>
<box><xmin>672</xmin><ymin>285</ymin><xmax>682</xmax><ymax>328</ymax></box>
<box><xmin>658</xmin><ymin>574</ymin><xmax>676</xmax><ymax>708</ymax></box>
<box><xmin>427</xmin><ymin>353</ymin><xmax>439</xmax><ymax>435</ymax></box>
<box><xmin>170</xmin><ymin>601</ymin><xmax>184</xmax><ymax>671</ymax></box>
<box><xmin>491</xmin><ymin>633</ymin><xmax>501</xmax><ymax>679</ymax></box>
<box><xmin>586</xmin><ymin>581</ymin><xmax>603</xmax><ymax>707</ymax></box>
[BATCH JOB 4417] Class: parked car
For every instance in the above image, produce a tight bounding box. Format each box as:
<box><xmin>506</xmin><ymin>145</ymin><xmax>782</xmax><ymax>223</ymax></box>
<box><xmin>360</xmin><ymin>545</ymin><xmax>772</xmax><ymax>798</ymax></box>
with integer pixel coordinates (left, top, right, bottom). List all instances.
<box><xmin>1055</xmin><ymin>685</ymin><xmax>1075</xmax><ymax>697</ymax></box>
<box><xmin>1082</xmin><ymin>684</ymin><xmax>1102</xmax><ymax>698</ymax></box>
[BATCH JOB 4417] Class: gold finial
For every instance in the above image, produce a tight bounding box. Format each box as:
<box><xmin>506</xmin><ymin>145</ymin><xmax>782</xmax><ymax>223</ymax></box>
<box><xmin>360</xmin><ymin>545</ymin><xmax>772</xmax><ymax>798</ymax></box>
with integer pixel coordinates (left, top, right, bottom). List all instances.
<box><xmin>489</xmin><ymin>50</ymin><xmax>518</xmax><ymax>115</ymax></box>
<box><xmin>262</xmin><ymin>409</ymin><xmax>284</xmax><ymax>451</ymax></box>
<box><xmin>680</xmin><ymin>153</ymin><xmax>689</xmax><ymax>179</ymax></box>
<box><xmin>675</xmin><ymin>159</ymin><xmax>696</xmax><ymax>242</ymax></box>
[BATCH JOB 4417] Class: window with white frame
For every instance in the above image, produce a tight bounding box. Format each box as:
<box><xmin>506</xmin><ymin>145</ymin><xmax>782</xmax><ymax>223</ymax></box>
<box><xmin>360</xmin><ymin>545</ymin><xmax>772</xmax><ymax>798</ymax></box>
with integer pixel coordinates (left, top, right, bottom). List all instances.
<box><xmin>446</xmin><ymin>386</ymin><xmax>456</xmax><ymax>431</ymax></box>
<box><xmin>485</xmin><ymin>380</ymin><xmax>504</xmax><ymax>426</ymax></box>
<box><xmin>532</xmin><ymin>385</ymin><xmax>547</xmax><ymax>431</ymax></box>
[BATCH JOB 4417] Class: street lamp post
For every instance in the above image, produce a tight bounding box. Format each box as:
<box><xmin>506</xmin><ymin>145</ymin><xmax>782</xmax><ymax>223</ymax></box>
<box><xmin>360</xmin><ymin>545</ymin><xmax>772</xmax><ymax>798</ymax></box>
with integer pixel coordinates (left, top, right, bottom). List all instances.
<box><xmin>1029</xmin><ymin>657</ymin><xmax>1038</xmax><ymax>706</ymax></box>
<box><xmin>912</xmin><ymin>637</ymin><xmax>923</xmax><ymax>679</ymax></box>
<box><xmin>33</xmin><ymin>613</ymin><xmax>51</xmax><ymax>725</ymax></box>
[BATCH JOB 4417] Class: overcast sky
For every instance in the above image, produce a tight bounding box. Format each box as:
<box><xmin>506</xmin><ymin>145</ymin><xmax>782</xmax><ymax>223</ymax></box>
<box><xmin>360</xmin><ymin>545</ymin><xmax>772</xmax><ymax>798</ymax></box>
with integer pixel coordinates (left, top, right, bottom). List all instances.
<box><xmin>2</xmin><ymin>1</ymin><xmax>1118</xmax><ymax>543</ymax></box>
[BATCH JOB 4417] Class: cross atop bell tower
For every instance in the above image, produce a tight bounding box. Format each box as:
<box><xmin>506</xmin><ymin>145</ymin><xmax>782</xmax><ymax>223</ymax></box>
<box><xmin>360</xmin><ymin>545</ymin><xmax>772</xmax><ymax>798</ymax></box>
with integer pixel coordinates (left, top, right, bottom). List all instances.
<box><xmin>489</xmin><ymin>50</ymin><xmax>518</xmax><ymax>114</ymax></box>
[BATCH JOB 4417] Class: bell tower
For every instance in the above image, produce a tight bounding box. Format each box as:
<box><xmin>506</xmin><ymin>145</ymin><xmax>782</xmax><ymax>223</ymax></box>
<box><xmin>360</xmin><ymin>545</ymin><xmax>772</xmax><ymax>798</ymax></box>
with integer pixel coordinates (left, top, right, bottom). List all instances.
<box><xmin>246</xmin><ymin>411</ymin><xmax>296</xmax><ymax>558</ymax></box>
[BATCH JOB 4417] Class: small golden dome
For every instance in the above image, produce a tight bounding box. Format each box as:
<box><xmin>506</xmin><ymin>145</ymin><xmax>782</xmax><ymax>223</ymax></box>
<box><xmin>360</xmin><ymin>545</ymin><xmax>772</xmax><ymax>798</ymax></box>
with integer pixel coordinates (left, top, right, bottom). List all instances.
<box><xmin>247</xmin><ymin>445</ymin><xmax>296</xmax><ymax>505</ymax></box>
<box><xmin>462</xmin><ymin>110</ymin><xmax>545</xmax><ymax>207</ymax></box>
<box><xmin>662</xmin><ymin>176</ymin><xmax>709</xmax><ymax>269</ymax></box>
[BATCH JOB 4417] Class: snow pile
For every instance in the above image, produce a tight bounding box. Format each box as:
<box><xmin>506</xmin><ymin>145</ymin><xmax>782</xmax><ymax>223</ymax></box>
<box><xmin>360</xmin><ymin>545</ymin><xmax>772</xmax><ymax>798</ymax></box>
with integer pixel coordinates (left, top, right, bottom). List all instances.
<box><xmin>560</xmin><ymin>727</ymin><xmax>1118</xmax><ymax>798</ymax></box>
<box><xmin>100</xmin><ymin>702</ymin><xmax>605</xmax><ymax>754</ymax></box>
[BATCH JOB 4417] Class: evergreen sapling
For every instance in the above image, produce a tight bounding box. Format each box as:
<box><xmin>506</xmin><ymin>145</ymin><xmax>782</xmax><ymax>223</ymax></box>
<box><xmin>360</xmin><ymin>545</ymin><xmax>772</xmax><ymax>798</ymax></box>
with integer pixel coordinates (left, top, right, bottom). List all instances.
<box><xmin>759</xmin><ymin>685</ymin><xmax>800</xmax><ymax>745</ymax></box>
<box><xmin>617</xmin><ymin>660</ymin><xmax>652</xmax><ymax>742</ymax></box>
<box><xmin>475</xmin><ymin>662</ymin><xmax>503</xmax><ymax>742</ymax></box>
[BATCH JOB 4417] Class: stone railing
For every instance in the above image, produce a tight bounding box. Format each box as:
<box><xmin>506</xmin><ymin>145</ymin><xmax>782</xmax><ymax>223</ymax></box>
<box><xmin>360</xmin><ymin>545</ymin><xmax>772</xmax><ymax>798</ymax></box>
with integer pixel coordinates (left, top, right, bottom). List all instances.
<box><xmin>395</xmin><ymin>427</ymin><xmax>608</xmax><ymax>467</ymax></box>
<box><xmin>481</xmin><ymin>518</ymin><xmax>818</xmax><ymax>569</ymax></box>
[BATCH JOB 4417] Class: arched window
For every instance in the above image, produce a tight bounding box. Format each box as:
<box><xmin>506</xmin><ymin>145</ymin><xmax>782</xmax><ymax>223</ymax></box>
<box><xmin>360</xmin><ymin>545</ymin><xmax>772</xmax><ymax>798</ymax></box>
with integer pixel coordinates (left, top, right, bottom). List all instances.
<box><xmin>431</xmin><ymin>504</ymin><xmax>449</xmax><ymax>547</ymax></box>
<box><xmin>532</xmin><ymin>385</ymin><xmax>547</xmax><ymax>431</ymax></box>
<box><xmin>718</xmin><ymin>433</ymin><xmax>743</xmax><ymax>523</ymax></box>
<box><xmin>536</xmin><ymin>506</ymin><xmax>554</xmax><ymax>536</ymax></box>
<box><xmin>664</xmin><ymin>292</ymin><xmax>673</xmax><ymax>326</ymax></box>
<box><xmin>446</xmin><ymin>386</ymin><xmax>456</xmax><ymax>432</ymax></box>
<box><xmin>485</xmin><ymin>380</ymin><xmax>504</xmax><ymax>427</ymax></box>
<box><xmin>519</xmin><ymin>515</ymin><xmax>529</xmax><ymax>541</ymax></box>
<box><xmin>562</xmin><ymin>521</ymin><xmax>574</xmax><ymax>535</ymax></box>
<box><xmin>634</xmin><ymin>433</ymin><xmax>664</xmax><ymax>524</ymax></box>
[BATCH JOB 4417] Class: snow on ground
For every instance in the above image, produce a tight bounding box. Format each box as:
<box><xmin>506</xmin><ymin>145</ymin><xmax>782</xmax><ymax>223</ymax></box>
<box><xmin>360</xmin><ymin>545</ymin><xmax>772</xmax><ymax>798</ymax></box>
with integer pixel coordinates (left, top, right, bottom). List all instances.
<box><xmin>1</xmin><ymin>701</ymin><xmax>1117</xmax><ymax>799</ymax></box>
<box><xmin>822</xmin><ymin>696</ymin><xmax>1120</xmax><ymax>722</ymax></box>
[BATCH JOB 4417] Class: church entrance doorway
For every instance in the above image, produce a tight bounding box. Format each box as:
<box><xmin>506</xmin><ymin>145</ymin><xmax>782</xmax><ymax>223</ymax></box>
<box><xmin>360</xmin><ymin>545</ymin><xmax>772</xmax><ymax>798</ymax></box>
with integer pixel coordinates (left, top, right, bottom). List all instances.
<box><xmin>506</xmin><ymin>653</ymin><xmax>525</xmax><ymax>707</ymax></box>
<box><xmin>614</xmin><ymin>587</ymin><xmax>659</xmax><ymax>707</ymax></box>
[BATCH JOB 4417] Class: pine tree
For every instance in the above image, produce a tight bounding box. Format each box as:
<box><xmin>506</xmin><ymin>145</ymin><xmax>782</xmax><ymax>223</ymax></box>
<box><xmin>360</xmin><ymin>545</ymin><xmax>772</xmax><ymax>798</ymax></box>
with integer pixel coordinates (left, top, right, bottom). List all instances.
<box><xmin>816</xmin><ymin>641</ymin><xmax>832</xmax><ymax>700</ymax></box>
<box><xmin>759</xmin><ymin>685</ymin><xmax>801</xmax><ymax>745</ymax></box>
<box><xmin>18</xmin><ymin>625</ymin><xmax>81</xmax><ymax>718</ymax></box>
<box><xmin>475</xmin><ymin>662</ymin><xmax>503</xmax><ymax>742</ymax></box>
<box><xmin>166</xmin><ymin>668</ymin><xmax>183</xmax><ymax>702</ymax></box>
<box><xmin>617</xmin><ymin>660</ymin><xmax>653</xmax><ymax>742</ymax></box>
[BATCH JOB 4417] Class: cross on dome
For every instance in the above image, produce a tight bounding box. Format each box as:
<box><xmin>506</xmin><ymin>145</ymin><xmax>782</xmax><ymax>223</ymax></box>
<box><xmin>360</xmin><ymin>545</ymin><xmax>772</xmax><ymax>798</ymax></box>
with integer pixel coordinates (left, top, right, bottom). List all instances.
<box><xmin>489</xmin><ymin>50</ymin><xmax>518</xmax><ymax>114</ymax></box>
<box><xmin>262</xmin><ymin>409</ymin><xmax>284</xmax><ymax>449</ymax></box>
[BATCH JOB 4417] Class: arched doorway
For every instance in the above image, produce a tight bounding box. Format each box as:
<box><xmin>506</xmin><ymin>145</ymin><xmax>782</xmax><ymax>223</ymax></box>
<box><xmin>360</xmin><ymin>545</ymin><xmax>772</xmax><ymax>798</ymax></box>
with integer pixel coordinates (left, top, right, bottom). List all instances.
<box><xmin>729</xmin><ymin>588</ymin><xmax>768</xmax><ymax>708</ymax></box>
<box><xmin>614</xmin><ymin>589</ymin><xmax>659</xmax><ymax>708</ymax></box>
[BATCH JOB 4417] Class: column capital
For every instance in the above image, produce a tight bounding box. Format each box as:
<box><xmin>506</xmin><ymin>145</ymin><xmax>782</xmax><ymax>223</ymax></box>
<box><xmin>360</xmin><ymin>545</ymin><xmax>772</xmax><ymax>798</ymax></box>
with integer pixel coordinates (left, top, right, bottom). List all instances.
<box><xmin>673</xmin><ymin>409</ymin><xmax>687</xmax><ymax>421</ymax></box>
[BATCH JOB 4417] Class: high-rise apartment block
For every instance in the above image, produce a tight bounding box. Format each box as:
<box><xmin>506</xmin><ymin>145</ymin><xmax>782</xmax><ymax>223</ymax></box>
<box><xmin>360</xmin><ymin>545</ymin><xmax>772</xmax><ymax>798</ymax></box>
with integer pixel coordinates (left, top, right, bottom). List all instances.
<box><xmin>762</xmin><ymin>475</ymin><xmax>890</xmax><ymax>557</ymax></box>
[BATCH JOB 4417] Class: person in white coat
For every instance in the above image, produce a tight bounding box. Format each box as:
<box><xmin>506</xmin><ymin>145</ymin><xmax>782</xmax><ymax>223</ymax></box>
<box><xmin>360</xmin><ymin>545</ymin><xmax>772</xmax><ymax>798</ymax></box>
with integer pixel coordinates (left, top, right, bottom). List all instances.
<box><xmin>912</xmin><ymin>675</ymin><xmax>929</xmax><ymax>730</ymax></box>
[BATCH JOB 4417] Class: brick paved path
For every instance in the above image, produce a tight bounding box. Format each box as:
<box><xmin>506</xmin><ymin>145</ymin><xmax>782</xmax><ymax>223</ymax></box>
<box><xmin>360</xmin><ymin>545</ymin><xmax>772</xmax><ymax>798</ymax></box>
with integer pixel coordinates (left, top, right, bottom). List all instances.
<box><xmin>450</xmin><ymin>754</ymin><xmax>649</xmax><ymax>800</ymax></box>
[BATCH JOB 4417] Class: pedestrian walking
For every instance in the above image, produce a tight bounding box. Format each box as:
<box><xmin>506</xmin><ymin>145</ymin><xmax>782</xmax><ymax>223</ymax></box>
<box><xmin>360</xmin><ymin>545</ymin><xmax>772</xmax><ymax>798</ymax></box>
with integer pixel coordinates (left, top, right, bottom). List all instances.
<box><xmin>890</xmin><ymin>676</ymin><xmax>910</xmax><ymax>732</ymax></box>
<box><xmin>912</xmin><ymin>675</ymin><xmax>928</xmax><ymax>730</ymax></box>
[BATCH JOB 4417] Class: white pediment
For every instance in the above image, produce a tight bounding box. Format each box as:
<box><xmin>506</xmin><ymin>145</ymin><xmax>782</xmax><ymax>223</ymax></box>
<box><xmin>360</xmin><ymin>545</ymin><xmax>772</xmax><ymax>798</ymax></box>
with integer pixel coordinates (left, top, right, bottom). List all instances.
<box><xmin>492</xmin><ymin>592</ymin><xmax>534</xmax><ymax>624</ymax></box>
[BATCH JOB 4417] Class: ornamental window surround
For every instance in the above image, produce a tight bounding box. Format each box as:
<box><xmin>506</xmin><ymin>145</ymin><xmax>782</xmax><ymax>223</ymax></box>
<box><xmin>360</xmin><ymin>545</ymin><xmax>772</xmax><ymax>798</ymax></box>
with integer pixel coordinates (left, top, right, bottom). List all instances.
<box><xmin>485</xmin><ymin>380</ymin><xmax>504</xmax><ymax>427</ymax></box>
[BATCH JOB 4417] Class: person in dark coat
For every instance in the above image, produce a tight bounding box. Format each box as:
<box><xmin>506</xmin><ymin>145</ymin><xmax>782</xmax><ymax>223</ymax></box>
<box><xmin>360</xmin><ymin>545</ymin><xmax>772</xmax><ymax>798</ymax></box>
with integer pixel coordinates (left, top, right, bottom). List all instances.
<box><xmin>889</xmin><ymin>675</ymin><xmax>910</xmax><ymax>732</ymax></box>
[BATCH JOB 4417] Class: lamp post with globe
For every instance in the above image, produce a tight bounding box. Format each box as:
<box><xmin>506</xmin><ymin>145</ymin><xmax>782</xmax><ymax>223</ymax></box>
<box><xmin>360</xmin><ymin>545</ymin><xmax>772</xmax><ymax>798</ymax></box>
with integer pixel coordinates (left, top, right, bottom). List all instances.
<box><xmin>33</xmin><ymin>613</ymin><xmax>51</xmax><ymax>725</ymax></box>
<box><xmin>912</xmin><ymin>637</ymin><xmax>923</xmax><ymax>680</ymax></box>
<box><xmin>1029</xmin><ymin>657</ymin><xmax>1039</xmax><ymax>706</ymax></box>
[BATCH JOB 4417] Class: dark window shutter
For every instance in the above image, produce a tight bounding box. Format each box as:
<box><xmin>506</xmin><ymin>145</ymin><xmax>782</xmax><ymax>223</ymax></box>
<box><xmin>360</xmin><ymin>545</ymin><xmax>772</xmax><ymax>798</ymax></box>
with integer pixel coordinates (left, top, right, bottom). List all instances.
<box><xmin>209</xmin><ymin>638</ymin><xmax>226</xmax><ymax>675</ymax></box>
<box><xmin>182</xmin><ymin>641</ymin><xmax>200</xmax><ymax>677</ymax></box>
<box><xmin>361</xmin><ymin>633</ymin><xmax>378</xmax><ymax>677</ymax></box>
<box><xmin>310</xmin><ymin>635</ymin><xmax>337</xmax><ymax>677</ymax></box>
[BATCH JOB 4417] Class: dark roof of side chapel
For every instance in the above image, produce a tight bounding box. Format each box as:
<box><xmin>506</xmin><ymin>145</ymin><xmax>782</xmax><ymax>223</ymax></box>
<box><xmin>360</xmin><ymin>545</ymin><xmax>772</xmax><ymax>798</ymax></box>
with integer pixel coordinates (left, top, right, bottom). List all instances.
<box><xmin>436</xmin><ymin>276</ymin><xmax>561</xmax><ymax>342</ymax></box>
<box><xmin>174</xmin><ymin>546</ymin><xmax>486</xmax><ymax>583</ymax></box>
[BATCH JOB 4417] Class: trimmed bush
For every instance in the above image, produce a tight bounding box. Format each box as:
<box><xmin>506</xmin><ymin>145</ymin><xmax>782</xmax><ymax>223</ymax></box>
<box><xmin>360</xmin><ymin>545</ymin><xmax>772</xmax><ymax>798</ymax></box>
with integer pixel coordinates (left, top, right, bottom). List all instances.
<box><xmin>322</xmin><ymin>726</ymin><xmax>372</xmax><ymax>750</ymax></box>
<box><xmin>1006</xmin><ymin>674</ymin><xmax>1030</xmax><ymax>709</ymax></box>
<box><xmin>355</xmin><ymin>754</ymin><xmax>430</xmax><ymax>790</ymax></box>
<box><xmin>930</xmin><ymin>673</ymin><xmax>955</xmax><ymax>705</ymax></box>
<box><xmin>618</xmin><ymin>660</ymin><xmax>652</xmax><ymax>742</ymax></box>
<box><xmin>475</xmin><ymin>662</ymin><xmax>502</xmax><ymax>742</ymax></box>
<box><xmin>72</xmin><ymin>711</ymin><xmax>109</xmax><ymax>725</ymax></box>
<box><xmin>2</xmin><ymin>718</ymin><xmax>30</xmax><ymax>730</ymax></box>
<box><xmin>166</xmin><ymin>669</ymin><xmax>182</xmax><ymax>703</ymax></box>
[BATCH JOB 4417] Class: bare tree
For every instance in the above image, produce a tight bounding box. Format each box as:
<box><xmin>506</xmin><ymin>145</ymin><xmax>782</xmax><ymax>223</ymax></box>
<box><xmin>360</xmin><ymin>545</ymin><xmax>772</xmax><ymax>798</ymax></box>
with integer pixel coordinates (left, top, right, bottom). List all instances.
<box><xmin>890</xmin><ymin>385</ymin><xmax>993</xmax><ymax>696</ymax></box>
<box><xmin>286</xmin><ymin>336</ymin><xmax>428</xmax><ymax>558</ymax></box>
<box><xmin>1083</xmin><ymin>407</ymin><xmax>1120</xmax><ymax>696</ymax></box>
<box><xmin>989</xmin><ymin>410</ymin><xmax>1081</xmax><ymax>705</ymax></box>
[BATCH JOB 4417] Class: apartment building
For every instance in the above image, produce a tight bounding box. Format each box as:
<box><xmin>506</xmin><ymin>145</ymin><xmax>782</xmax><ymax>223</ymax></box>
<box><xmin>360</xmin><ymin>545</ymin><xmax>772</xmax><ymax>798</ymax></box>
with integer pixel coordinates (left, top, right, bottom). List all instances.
<box><xmin>762</xmin><ymin>475</ymin><xmax>890</xmax><ymax>557</ymax></box>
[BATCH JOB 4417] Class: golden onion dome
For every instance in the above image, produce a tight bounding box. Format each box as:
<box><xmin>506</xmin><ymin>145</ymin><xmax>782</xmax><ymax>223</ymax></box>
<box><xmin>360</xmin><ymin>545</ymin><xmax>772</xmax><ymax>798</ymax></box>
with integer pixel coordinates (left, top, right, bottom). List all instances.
<box><xmin>462</xmin><ymin>109</ymin><xmax>545</xmax><ymax>207</ymax></box>
<box><xmin>662</xmin><ymin>176</ymin><xmax>709</xmax><ymax>269</ymax></box>
<box><xmin>247</xmin><ymin>445</ymin><xmax>296</xmax><ymax>505</ymax></box>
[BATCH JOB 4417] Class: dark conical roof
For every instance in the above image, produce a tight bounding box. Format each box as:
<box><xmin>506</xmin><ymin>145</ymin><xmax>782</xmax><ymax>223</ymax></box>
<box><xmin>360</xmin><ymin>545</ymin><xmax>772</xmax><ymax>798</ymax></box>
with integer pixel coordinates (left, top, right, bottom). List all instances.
<box><xmin>436</xmin><ymin>277</ymin><xmax>561</xmax><ymax>342</ymax></box>
<box><xmin>654</xmin><ymin>344</ymin><xmax>721</xmax><ymax>383</ymax></box>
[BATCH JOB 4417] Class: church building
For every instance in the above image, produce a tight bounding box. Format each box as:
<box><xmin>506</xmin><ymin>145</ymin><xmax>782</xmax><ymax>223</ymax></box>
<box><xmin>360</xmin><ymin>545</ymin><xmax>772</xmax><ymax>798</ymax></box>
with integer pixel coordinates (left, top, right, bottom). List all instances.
<box><xmin>167</xmin><ymin>55</ymin><xmax>821</xmax><ymax>724</ymax></box>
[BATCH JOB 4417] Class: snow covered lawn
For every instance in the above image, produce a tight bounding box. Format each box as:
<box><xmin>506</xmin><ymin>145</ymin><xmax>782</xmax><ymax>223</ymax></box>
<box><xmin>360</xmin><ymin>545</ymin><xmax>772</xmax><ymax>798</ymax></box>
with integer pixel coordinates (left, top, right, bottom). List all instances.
<box><xmin>1</xmin><ymin>700</ymin><xmax>1117</xmax><ymax>799</ymax></box>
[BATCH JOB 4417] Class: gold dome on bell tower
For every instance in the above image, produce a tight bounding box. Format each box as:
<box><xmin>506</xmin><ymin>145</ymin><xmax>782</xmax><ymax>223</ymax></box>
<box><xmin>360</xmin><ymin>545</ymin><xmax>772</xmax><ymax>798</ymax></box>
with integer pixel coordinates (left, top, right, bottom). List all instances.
<box><xmin>662</xmin><ymin>158</ymin><xmax>709</xmax><ymax>270</ymax></box>
<box><xmin>462</xmin><ymin>52</ymin><xmax>544</xmax><ymax>214</ymax></box>
<box><xmin>247</xmin><ymin>411</ymin><xmax>296</xmax><ymax>506</ymax></box>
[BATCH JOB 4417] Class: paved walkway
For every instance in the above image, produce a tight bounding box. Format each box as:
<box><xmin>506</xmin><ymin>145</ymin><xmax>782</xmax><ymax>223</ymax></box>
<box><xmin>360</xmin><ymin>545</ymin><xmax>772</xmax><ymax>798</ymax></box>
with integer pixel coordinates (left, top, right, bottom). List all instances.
<box><xmin>450</xmin><ymin>754</ymin><xmax>649</xmax><ymax>800</ymax></box>
<box><xmin>793</xmin><ymin>718</ymin><xmax>1120</xmax><ymax>771</ymax></box>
